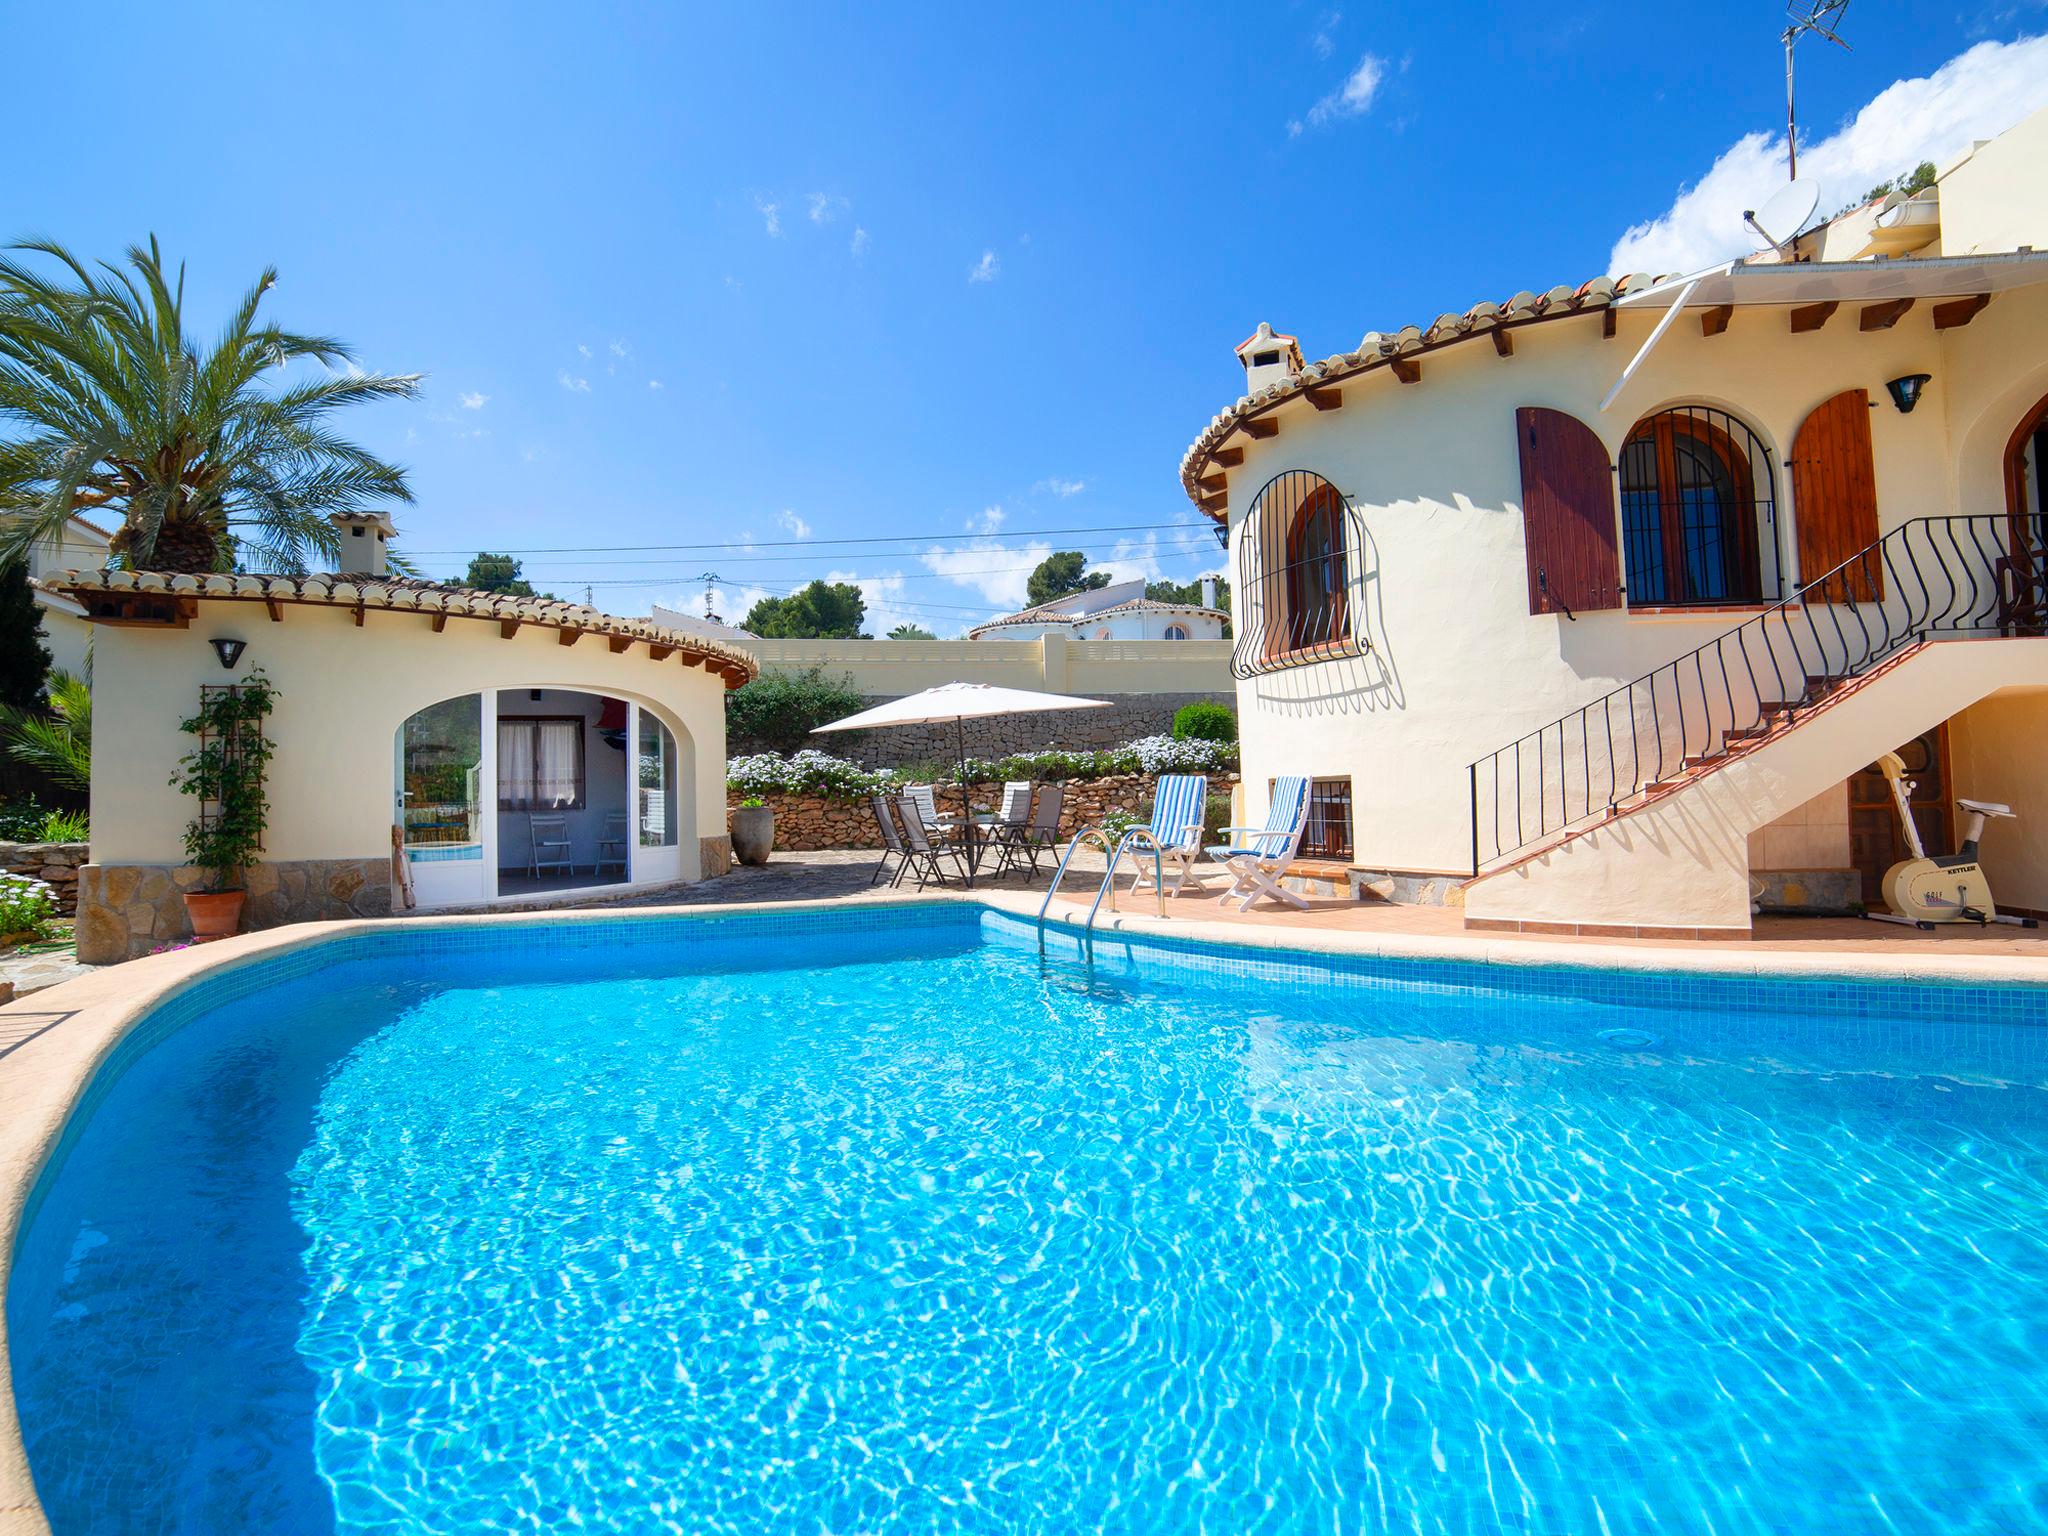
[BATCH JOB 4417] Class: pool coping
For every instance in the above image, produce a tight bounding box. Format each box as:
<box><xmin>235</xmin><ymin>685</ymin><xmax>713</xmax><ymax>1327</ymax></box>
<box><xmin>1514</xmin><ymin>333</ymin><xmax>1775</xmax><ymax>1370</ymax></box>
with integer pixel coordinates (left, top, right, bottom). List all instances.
<box><xmin>2</xmin><ymin>893</ymin><xmax>2045</xmax><ymax>1531</ymax></box>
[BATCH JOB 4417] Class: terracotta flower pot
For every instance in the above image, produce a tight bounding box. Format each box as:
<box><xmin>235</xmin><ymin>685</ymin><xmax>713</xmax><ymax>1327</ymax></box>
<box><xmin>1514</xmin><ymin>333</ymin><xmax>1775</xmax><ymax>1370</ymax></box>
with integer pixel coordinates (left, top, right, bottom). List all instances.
<box><xmin>730</xmin><ymin>806</ymin><xmax>775</xmax><ymax>867</ymax></box>
<box><xmin>183</xmin><ymin>889</ymin><xmax>246</xmax><ymax>943</ymax></box>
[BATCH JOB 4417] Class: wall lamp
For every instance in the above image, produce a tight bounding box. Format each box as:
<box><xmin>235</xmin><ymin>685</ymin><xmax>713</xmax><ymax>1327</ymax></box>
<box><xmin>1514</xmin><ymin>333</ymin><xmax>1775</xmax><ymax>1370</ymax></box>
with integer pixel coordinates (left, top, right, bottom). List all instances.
<box><xmin>1886</xmin><ymin>373</ymin><xmax>1932</xmax><ymax>413</ymax></box>
<box><xmin>210</xmin><ymin>637</ymin><xmax>248</xmax><ymax>670</ymax></box>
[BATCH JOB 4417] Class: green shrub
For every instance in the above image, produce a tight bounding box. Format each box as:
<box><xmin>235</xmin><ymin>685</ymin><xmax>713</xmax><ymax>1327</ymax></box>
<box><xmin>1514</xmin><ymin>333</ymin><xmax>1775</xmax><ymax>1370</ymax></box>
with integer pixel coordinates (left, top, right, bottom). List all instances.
<box><xmin>1172</xmin><ymin>701</ymin><xmax>1236</xmax><ymax>746</ymax></box>
<box><xmin>725</xmin><ymin>668</ymin><xmax>868</xmax><ymax>754</ymax></box>
<box><xmin>35</xmin><ymin>808</ymin><xmax>87</xmax><ymax>841</ymax></box>
<box><xmin>1203</xmin><ymin>792</ymin><xmax>1233</xmax><ymax>843</ymax></box>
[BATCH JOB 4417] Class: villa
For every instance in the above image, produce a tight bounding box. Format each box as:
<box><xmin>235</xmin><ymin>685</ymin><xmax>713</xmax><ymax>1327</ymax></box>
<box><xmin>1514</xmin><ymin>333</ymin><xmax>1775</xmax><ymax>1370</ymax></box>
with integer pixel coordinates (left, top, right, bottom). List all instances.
<box><xmin>36</xmin><ymin>512</ymin><xmax>755</xmax><ymax>961</ymax></box>
<box><xmin>1192</xmin><ymin>104</ymin><xmax>2048</xmax><ymax>937</ymax></box>
<box><xmin>964</xmin><ymin>575</ymin><xmax>1229</xmax><ymax>642</ymax></box>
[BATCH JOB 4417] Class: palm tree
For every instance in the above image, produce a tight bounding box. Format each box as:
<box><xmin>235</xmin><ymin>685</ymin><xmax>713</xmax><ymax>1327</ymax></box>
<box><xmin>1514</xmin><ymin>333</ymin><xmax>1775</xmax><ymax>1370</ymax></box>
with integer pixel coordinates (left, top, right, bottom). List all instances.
<box><xmin>0</xmin><ymin>236</ymin><xmax>420</xmax><ymax>574</ymax></box>
<box><xmin>0</xmin><ymin>668</ymin><xmax>90</xmax><ymax>791</ymax></box>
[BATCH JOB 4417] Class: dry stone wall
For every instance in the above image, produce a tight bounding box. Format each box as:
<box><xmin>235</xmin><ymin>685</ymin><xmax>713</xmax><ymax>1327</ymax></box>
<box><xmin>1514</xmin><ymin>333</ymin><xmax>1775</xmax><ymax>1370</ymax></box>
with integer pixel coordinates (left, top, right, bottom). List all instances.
<box><xmin>730</xmin><ymin>693</ymin><xmax>1231</xmax><ymax>766</ymax></box>
<box><xmin>0</xmin><ymin>841</ymin><xmax>87</xmax><ymax>917</ymax></box>
<box><xmin>728</xmin><ymin>774</ymin><xmax>1238</xmax><ymax>853</ymax></box>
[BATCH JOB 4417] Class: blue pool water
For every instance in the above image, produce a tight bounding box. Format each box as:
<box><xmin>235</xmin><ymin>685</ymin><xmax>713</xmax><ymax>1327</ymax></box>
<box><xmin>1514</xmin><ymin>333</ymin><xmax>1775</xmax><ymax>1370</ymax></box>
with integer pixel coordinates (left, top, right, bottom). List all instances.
<box><xmin>11</xmin><ymin>906</ymin><xmax>2048</xmax><ymax>1534</ymax></box>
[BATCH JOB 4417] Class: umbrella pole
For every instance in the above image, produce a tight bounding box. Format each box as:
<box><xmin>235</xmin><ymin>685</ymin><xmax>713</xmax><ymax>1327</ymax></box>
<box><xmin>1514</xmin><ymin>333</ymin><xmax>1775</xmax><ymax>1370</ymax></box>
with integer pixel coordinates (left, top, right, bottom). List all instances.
<box><xmin>957</xmin><ymin>716</ymin><xmax>974</xmax><ymax>888</ymax></box>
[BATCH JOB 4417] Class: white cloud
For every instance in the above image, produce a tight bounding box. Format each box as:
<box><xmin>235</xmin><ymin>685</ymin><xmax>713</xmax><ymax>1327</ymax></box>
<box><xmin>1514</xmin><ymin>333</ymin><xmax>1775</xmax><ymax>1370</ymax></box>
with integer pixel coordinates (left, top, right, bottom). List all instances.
<box><xmin>1610</xmin><ymin>34</ymin><xmax>2048</xmax><ymax>275</ymax></box>
<box><xmin>701</xmin><ymin>581</ymin><xmax>776</xmax><ymax>625</ymax></box>
<box><xmin>755</xmin><ymin>195</ymin><xmax>782</xmax><ymax>237</ymax></box>
<box><xmin>647</xmin><ymin>378</ymin><xmax>664</xmax><ymax>390</ymax></box>
<box><xmin>1313</xmin><ymin>10</ymin><xmax>1341</xmax><ymax>58</ymax></box>
<box><xmin>1041</xmin><ymin>477</ymin><xmax>1085</xmax><ymax>498</ymax></box>
<box><xmin>609</xmin><ymin>339</ymin><xmax>629</xmax><ymax>358</ymax></box>
<box><xmin>968</xmin><ymin>249</ymin><xmax>1000</xmax><ymax>284</ymax></box>
<box><xmin>557</xmin><ymin>370</ymin><xmax>591</xmax><ymax>393</ymax></box>
<box><xmin>1304</xmin><ymin>52</ymin><xmax>1386</xmax><ymax>130</ymax></box>
<box><xmin>1096</xmin><ymin>532</ymin><xmax>1170</xmax><ymax>587</ymax></box>
<box><xmin>807</xmin><ymin>192</ymin><xmax>849</xmax><ymax>224</ymax></box>
<box><xmin>577</xmin><ymin>343</ymin><xmax>593</xmax><ymax>360</ymax></box>
<box><xmin>850</xmin><ymin>226</ymin><xmax>870</xmax><ymax>259</ymax></box>
<box><xmin>458</xmin><ymin>391</ymin><xmax>488</xmax><ymax>410</ymax></box>
<box><xmin>968</xmin><ymin>504</ymin><xmax>1005</xmax><ymax>534</ymax></box>
<box><xmin>920</xmin><ymin>535</ymin><xmax>1053</xmax><ymax>610</ymax></box>
<box><xmin>776</xmin><ymin>509</ymin><xmax>812</xmax><ymax>540</ymax></box>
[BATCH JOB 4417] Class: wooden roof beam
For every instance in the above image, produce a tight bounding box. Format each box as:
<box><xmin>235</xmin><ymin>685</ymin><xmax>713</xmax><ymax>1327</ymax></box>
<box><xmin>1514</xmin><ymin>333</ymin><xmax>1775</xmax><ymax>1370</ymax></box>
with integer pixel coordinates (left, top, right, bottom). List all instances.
<box><xmin>499</xmin><ymin>618</ymin><xmax>520</xmax><ymax>640</ymax></box>
<box><xmin>649</xmin><ymin>644</ymin><xmax>675</xmax><ymax>662</ymax></box>
<box><xmin>558</xmin><ymin>627</ymin><xmax>580</xmax><ymax>646</ymax></box>
<box><xmin>1860</xmin><ymin>298</ymin><xmax>1915</xmax><ymax>332</ymax></box>
<box><xmin>431</xmin><ymin>612</ymin><xmax>447</xmax><ymax>633</ymax></box>
<box><xmin>1601</xmin><ymin>309</ymin><xmax>1617</xmax><ymax>340</ymax></box>
<box><xmin>1197</xmin><ymin>474</ymin><xmax>1228</xmax><ymax>494</ymax></box>
<box><xmin>1789</xmin><ymin>301</ymin><xmax>1837</xmax><ymax>334</ymax></box>
<box><xmin>1211</xmin><ymin>447</ymin><xmax>1244</xmax><ymax>467</ymax></box>
<box><xmin>1700</xmin><ymin>305</ymin><xmax>1733</xmax><ymax>338</ymax></box>
<box><xmin>1241</xmin><ymin>416</ymin><xmax>1279</xmax><ymax>440</ymax></box>
<box><xmin>1389</xmin><ymin>357</ymin><xmax>1422</xmax><ymax>385</ymax></box>
<box><xmin>1932</xmin><ymin>293</ymin><xmax>1990</xmax><ymax>330</ymax></box>
<box><xmin>1198</xmin><ymin>493</ymin><xmax>1227</xmax><ymax>514</ymax></box>
<box><xmin>608</xmin><ymin>634</ymin><xmax>632</xmax><ymax>654</ymax></box>
<box><xmin>1491</xmin><ymin>326</ymin><xmax>1515</xmax><ymax>356</ymax></box>
<box><xmin>1304</xmin><ymin>386</ymin><xmax>1342</xmax><ymax>411</ymax></box>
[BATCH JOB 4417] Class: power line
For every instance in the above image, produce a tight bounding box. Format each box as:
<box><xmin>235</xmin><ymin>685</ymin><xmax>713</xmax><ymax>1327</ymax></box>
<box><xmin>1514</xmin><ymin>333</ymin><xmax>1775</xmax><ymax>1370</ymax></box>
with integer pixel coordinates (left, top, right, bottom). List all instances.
<box><xmin>484</xmin><ymin>535</ymin><xmax>1220</xmax><ymax>573</ymax></box>
<box><xmin>401</xmin><ymin>520</ymin><xmax>1200</xmax><ymax>557</ymax></box>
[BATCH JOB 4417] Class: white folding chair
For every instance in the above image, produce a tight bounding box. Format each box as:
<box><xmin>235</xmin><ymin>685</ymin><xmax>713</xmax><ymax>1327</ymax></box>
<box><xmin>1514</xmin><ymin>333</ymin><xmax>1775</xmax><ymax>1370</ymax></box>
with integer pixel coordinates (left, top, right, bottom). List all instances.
<box><xmin>1205</xmin><ymin>776</ymin><xmax>1312</xmax><ymax>911</ymax></box>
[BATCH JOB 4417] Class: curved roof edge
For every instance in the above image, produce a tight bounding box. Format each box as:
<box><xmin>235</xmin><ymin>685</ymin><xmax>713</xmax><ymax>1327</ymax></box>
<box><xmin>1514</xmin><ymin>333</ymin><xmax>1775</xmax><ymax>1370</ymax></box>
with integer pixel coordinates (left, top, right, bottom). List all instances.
<box><xmin>33</xmin><ymin>569</ymin><xmax>761</xmax><ymax>687</ymax></box>
<box><xmin>1180</xmin><ymin>272</ymin><xmax>1670</xmax><ymax>517</ymax></box>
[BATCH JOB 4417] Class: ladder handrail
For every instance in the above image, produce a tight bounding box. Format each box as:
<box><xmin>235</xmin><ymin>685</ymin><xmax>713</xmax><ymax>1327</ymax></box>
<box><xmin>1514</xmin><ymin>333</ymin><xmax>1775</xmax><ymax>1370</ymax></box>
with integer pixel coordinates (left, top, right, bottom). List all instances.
<box><xmin>1037</xmin><ymin>828</ymin><xmax>1166</xmax><ymax>933</ymax></box>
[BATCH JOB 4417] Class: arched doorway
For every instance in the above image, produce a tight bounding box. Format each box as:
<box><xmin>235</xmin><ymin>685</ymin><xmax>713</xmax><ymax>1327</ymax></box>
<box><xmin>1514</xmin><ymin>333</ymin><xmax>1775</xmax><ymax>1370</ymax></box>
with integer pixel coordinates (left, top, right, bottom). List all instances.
<box><xmin>1618</xmin><ymin>405</ymin><xmax>1776</xmax><ymax>605</ymax></box>
<box><xmin>396</xmin><ymin>688</ymin><xmax>690</xmax><ymax>907</ymax></box>
<box><xmin>2001</xmin><ymin>390</ymin><xmax>2048</xmax><ymax>634</ymax></box>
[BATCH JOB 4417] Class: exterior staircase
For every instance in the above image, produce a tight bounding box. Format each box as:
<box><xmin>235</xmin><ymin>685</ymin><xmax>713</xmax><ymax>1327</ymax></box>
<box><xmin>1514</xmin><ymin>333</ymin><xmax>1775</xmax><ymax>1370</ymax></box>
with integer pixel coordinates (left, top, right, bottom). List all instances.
<box><xmin>1461</xmin><ymin>515</ymin><xmax>2048</xmax><ymax>932</ymax></box>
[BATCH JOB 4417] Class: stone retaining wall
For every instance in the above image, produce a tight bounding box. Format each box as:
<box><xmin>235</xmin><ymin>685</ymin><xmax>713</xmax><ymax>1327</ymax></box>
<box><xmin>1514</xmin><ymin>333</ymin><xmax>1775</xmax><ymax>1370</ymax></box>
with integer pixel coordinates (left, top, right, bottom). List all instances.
<box><xmin>730</xmin><ymin>693</ymin><xmax>1232</xmax><ymax>767</ymax></box>
<box><xmin>76</xmin><ymin>856</ymin><xmax>394</xmax><ymax>964</ymax></box>
<box><xmin>0</xmin><ymin>841</ymin><xmax>88</xmax><ymax>917</ymax></box>
<box><xmin>728</xmin><ymin>774</ymin><xmax>1239</xmax><ymax>853</ymax></box>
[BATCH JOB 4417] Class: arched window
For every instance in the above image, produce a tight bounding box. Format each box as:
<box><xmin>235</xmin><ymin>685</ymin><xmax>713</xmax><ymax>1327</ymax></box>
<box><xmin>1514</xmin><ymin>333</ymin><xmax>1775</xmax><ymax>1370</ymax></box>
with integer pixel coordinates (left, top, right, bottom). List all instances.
<box><xmin>1619</xmin><ymin>407</ymin><xmax>1776</xmax><ymax>605</ymax></box>
<box><xmin>1163</xmin><ymin>623</ymin><xmax>1189</xmax><ymax>641</ymax></box>
<box><xmin>1283</xmin><ymin>482</ymin><xmax>1349</xmax><ymax>652</ymax></box>
<box><xmin>1234</xmin><ymin>469</ymin><xmax>1363</xmax><ymax>677</ymax></box>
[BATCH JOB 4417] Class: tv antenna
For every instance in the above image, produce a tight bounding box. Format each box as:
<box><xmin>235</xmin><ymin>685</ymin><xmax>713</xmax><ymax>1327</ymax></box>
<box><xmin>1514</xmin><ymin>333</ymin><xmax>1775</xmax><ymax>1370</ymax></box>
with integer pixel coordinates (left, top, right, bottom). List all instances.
<box><xmin>1782</xmin><ymin>1</ymin><xmax>1851</xmax><ymax>182</ymax></box>
<box><xmin>698</xmin><ymin>571</ymin><xmax>722</xmax><ymax>623</ymax></box>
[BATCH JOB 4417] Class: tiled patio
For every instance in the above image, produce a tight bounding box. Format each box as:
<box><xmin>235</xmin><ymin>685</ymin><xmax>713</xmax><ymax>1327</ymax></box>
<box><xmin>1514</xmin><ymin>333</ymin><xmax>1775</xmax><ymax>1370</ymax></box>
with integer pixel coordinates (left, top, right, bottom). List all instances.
<box><xmin>454</xmin><ymin>850</ymin><xmax>2048</xmax><ymax>962</ymax></box>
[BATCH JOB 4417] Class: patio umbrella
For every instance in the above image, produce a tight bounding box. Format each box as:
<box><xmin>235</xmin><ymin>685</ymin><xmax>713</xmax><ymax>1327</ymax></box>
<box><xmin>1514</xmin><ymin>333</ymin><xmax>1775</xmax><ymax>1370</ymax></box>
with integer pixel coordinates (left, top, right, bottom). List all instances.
<box><xmin>811</xmin><ymin>682</ymin><xmax>1111</xmax><ymax>885</ymax></box>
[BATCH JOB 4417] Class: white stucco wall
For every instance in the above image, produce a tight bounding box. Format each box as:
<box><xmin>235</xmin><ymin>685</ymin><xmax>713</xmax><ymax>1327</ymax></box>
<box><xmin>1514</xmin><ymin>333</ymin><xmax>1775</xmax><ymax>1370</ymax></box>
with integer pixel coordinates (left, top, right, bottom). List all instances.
<box><xmin>87</xmin><ymin>600</ymin><xmax>731</xmax><ymax>883</ymax></box>
<box><xmin>1220</xmin><ymin>279</ymin><xmax>2048</xmax><ymax>879</ymax></box>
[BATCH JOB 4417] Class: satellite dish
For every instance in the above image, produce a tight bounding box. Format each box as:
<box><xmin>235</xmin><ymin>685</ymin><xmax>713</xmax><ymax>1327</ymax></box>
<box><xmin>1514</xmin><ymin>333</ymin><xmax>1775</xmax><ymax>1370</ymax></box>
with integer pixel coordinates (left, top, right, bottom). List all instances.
<box><xmin>1744</xmin><ymin>177</ymin><xmax>1821</xmax><ymax>252</ymax></box>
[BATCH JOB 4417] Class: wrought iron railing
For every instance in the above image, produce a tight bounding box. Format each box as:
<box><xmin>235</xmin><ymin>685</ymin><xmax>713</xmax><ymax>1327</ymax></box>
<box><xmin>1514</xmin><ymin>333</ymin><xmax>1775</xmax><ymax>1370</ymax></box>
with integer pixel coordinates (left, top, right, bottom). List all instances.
<box><xmin>1468</xmin><ymin>514</ymin><xmax>2048</xmax><ymax>872</ymax></box>
<box><xmin>1230</xmin><ymin>469</ymin><xmax>1373</xmax><ymax>678</ymax></box>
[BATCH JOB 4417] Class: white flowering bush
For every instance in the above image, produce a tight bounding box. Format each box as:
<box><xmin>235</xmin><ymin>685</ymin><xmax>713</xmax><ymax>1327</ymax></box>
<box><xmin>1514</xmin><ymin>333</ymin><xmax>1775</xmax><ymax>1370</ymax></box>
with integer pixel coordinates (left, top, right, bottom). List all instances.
<box><xmin>727</xmin><ymin>750</ymin><xmax>897</xmax><ymax>801</ymax></box>
<box><xmin>1124</xmin><ymin>734</ymin><xmax>1233</xmax><ymax>774</ymax></box>
<box><xmin>0</xmin><ymin>872</ymin><xmax>57</xmax><ymax>939</ymax></box>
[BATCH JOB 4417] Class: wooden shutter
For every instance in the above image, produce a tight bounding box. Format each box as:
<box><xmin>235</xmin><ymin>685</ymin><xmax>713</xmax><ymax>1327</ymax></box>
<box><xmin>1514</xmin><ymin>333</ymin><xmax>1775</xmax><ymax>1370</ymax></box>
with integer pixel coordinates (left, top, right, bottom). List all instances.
<box><xmin>1791</xmin><ymin>388</ymin><xmax>1882</xmax><ymax>599</ymax></box>
<box><xmin>1515</xmin><ymin>407</ymin><xmax>1621</xmax><ymax>616</ymax></box>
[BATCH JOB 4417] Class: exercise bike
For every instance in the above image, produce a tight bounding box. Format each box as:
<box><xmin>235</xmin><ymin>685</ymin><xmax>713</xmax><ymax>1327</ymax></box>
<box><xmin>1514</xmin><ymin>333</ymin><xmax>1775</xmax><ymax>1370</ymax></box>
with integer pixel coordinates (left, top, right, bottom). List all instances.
<box><xmin>1866</xmin><ymin>751</ymin><xmax>2038</xmax><ymax>930</ymax></box>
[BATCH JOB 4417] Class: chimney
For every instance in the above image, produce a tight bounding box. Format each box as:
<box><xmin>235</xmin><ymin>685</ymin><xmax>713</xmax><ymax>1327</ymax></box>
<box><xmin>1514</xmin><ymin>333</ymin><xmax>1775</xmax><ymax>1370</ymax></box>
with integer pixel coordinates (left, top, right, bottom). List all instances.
<box><xmin>329</xmin><ymin>511</ymin><xmax>396</xmax><ymax>579</ymax></box>
<box><xmin>1201</xmin><ymin>576</ymin><xmax>1217</xmax><ymax>610</ymax></box>
<box><xmin>1234</xmin><ymin>322</ymin><xmax>1304</xmax><ymax>395</ymax></box>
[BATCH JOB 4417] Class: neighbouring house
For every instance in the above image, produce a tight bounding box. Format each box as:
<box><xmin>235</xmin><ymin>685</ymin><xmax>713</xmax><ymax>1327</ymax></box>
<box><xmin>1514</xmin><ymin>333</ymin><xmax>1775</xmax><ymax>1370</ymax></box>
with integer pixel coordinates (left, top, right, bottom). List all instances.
<box><xmin>23</xmin><ymin>513</ymin><xmax>113</xmax><ymax>676</ymax></box>
<box><xmin>965</xmin><ymin>577</ymin><xmax>1228</xmax><ymax>642</ymax></box>
<box><xmin>1188</xmin><ymin>104</ymin><xmax>2048</xmax><ymax>936</ymax></box>
<box><xmin>39</xmin><ymin>512</ymin><xmax>756</xmax><ymax>962</ymax></box>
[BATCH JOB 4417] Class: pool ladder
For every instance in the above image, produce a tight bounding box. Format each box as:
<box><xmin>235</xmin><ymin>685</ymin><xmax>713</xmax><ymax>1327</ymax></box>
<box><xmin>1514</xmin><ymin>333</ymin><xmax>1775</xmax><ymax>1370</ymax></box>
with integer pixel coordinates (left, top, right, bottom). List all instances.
<box><xmin>1037</xmin><ymin>828</ymin><xmax>1163</xmax><ymax>937</ymax></box>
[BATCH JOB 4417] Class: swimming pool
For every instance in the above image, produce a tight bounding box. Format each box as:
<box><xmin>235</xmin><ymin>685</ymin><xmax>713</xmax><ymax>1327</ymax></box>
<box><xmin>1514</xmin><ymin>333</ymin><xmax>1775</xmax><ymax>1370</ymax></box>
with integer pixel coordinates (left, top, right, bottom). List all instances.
<box><xmin>9</xmin><ymin>903</ymin><xmax>2048</xmax><ymax>1533</ymax></box>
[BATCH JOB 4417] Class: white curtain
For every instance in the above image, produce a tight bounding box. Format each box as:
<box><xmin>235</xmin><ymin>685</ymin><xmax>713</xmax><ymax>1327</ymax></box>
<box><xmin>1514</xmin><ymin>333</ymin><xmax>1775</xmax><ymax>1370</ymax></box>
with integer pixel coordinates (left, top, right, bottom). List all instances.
<box><xmin>497</xmin><ymin>722</ymin><xmax>534</xmax><ymax>807</ymax></box>
<box><xmin>535</xmin><ymin>721</ymin><xmax>581</xmax><ymax>807</ymax></box>
<box><xmin>498</xmin><ymin>719</ymin><xmax>584</xmax><ymax>809</ymax></box>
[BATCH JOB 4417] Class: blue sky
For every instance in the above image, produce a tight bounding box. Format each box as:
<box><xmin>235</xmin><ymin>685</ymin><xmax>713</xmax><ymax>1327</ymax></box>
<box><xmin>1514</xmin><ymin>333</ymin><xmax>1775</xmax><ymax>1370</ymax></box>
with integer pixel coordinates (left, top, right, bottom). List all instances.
<box><xmin>11</xmin><ymin>2</ymin><xmax>2048</xmax><ymax>633</ymax></box>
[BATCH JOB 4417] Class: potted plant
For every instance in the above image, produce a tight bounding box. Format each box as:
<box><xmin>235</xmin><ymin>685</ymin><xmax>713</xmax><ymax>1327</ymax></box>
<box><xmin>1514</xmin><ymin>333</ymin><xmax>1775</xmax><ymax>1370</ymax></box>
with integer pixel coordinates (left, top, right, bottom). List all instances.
<box><xmin>730</xmin><ymin>796</ymin><xmax>775</xmax><ymax>866</ymax></box>
<box><xmin>168</xmin><ymin>672</ymin><xmax>277</xmax><ymax>941</ymax></box>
